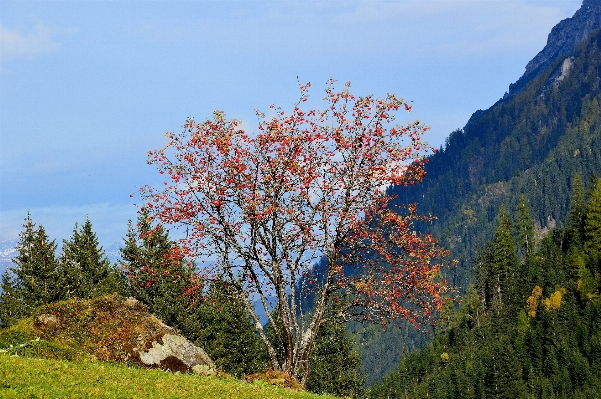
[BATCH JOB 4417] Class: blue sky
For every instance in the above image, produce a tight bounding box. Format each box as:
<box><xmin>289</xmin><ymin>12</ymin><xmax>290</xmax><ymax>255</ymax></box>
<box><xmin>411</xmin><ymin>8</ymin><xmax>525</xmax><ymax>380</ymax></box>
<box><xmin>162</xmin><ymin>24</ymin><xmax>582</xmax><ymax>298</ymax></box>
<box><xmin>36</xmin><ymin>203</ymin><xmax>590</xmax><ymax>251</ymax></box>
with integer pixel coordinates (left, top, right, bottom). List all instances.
<box><xmin>1</xmin><ymin>0</ymin><xmax>582</xmax><ymax>246</ymax></box>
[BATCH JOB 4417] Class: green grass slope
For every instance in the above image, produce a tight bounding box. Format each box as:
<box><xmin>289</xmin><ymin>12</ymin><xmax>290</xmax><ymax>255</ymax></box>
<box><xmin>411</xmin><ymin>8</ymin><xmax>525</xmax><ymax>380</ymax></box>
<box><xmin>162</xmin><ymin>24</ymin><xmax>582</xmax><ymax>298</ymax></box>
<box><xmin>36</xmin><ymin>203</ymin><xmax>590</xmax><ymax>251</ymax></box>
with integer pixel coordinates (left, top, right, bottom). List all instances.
<box><xmin>0</xmin><ymin>295</ymin><xmax>340</xmax><ymax>398</ymax></box>
<box><xmin>0</xmin><ymin>354</ymin><xmax>338</xmax><ymax>399</ymax></box>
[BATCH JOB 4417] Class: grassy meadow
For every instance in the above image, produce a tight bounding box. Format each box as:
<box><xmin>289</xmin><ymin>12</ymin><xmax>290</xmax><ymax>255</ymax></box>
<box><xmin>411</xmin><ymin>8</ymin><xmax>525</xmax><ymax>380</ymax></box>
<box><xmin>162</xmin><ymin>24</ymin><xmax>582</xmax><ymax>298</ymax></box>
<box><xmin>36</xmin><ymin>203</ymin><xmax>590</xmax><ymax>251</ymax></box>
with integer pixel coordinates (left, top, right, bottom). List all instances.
<box><xmin>0</xmin><ymin>353</ymin><xmax>339</xmax><ymax>399</ymax></box>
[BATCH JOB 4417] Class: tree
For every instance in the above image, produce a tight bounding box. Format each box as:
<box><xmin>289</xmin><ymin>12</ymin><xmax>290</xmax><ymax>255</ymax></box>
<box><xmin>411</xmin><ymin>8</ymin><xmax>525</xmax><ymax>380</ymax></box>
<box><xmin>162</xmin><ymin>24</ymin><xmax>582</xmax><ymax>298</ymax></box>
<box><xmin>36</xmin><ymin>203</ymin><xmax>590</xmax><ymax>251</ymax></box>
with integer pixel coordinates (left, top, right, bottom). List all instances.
<box><xmin>566</xmin><ymin>175</ymin><xmax>586</xmax><ymax>248</ymax></box>
<box><xmin>306</xmin><ymin>320</ymin><xmax>365</xmax><ymax>398</ymax></box>
<box><xmin>2</xmin><ymin>214</ymin><xmax>67</xmax><ymax>323</ymax></box>
<box><xmin>193</xmin><ymin>279</ymin><xmax>269</xmax><ymax>377</ymax></box>
<box><xmin>515</xmin><ymin>195</ymin><xmax>535</xmax><ymax>256</ymax></box>
<box><xmin>61</xmin><ymin>218</ymin><xmax>124</xmax><ymax>298</ymax></box>
<box><xmin>584</xmin><ymin>178</ymin><xmax>601</xmax><ymax>255</ymax></box>
<box><xmin>140</xmin><ymin>80</ymin><xmax>451</xmax><ymax>383</ymax></box>
<box><xmin>0</xmin><ymin>271</ymin><xmax>23</xmax><ymax>327</ymax></box>
<box><xmin>492</xmin><ymin>204</ymin><xmax>518</xmax><ymax>306</ymax></box>
<box><xmin>121</xmin><ymin>213</ymin><xmax>268</xmax><ymax>376</ymax></box>
<box><xmin>120</xmin><ymin>213</ymin><xmax>199</xmax><ymax>330</ymax></box>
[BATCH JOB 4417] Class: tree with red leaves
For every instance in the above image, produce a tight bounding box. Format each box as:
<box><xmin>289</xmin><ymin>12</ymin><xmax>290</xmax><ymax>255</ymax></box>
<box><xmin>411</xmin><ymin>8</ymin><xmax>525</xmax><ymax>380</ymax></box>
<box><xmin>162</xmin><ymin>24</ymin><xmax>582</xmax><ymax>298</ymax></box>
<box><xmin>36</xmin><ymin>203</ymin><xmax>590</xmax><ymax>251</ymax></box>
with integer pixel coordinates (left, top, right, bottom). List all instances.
<box><xmin>140</xmin><ymin>79</ymin><xmax>452</xmax><ymax>384</ymax></box>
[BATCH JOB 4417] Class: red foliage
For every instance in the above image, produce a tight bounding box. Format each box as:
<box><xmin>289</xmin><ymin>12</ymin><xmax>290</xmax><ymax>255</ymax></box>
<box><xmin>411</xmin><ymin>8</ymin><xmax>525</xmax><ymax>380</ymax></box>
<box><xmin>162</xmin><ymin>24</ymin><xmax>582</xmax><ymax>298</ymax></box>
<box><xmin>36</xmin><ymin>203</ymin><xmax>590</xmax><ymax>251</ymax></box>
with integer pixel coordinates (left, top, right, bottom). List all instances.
<box><xmin>139</xmin><ymin>79</ymin><xmax>452</xmax><ymax>380</ymax></box>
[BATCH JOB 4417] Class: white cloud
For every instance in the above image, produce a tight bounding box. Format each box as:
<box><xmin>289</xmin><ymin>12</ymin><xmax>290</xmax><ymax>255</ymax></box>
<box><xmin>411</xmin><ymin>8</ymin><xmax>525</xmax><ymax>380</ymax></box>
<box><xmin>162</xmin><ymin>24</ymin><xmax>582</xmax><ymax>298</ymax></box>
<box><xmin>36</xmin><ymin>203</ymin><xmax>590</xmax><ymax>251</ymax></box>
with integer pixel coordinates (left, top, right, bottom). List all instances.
<box><xmin>0</xmin><ymin>23</ymin><xmax>61</xmax><ymax>60</ymax></box>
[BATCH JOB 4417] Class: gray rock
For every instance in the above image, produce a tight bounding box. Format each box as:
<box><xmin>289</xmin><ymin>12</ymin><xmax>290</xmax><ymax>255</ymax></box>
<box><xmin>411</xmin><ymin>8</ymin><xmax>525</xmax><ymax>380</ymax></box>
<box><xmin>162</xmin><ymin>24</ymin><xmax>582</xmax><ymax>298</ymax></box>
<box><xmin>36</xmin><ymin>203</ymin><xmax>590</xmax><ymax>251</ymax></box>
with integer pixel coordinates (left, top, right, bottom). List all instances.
<box><xmin>33</xmin><ymin>314</ymin><xmax>60</xmax><ymax>331</ymax></box>
<box><xmin>509</xmin><ymin>0</ymin><xmax>601</xmax><ymax>96</ymax></box>
<box><xmin>137</xmin><ymin>333</ymin><xmax>216</xmax><ymax>375</ymax></box>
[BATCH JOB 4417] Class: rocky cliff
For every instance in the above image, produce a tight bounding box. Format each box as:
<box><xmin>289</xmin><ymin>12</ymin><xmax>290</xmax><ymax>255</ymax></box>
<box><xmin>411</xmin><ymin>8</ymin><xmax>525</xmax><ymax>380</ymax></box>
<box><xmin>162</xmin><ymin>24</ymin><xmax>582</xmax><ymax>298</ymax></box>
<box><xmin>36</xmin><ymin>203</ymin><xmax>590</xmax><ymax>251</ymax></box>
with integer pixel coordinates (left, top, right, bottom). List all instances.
<box><xmin>508</xmin><ymin>0</ymin><xmax>601</xmax><ymax>96</ymax></box>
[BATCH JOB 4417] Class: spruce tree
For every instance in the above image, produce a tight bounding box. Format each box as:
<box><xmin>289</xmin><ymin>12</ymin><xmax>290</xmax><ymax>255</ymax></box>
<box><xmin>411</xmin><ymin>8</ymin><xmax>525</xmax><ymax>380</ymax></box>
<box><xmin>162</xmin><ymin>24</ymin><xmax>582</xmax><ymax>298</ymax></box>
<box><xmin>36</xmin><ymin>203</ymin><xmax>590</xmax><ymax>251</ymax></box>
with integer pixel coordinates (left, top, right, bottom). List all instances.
<box><xmin>515</xmin><ymin>195</ymin><xmax>535</xmax><ymax>256</ymax></box>
<box><xmin>584</xmin><ymin>178</ymin><xmax>601</xmax><ymax>255</ymax></box>
<box><xmin>306</xmin><ymin>320</ymin><xmax>366</xmax><ymax>398</ymax></box>
<box><xmin>492</xmin><ymin>205</ymin><xmax>518</xmax><ymax>307</ymax></box>
<box><xmin>0</xmin><ymin>271</ymin><xmax>23</xmax><ymax>327</ymax></box>
<box><xmin>6</xmin><ymin>214</ymin><xmax>67</xmax><ymax>321</ymax></box>
<box><xmin>567</xmin><ymin>175</ymin><xmax>587</xmax><ymax>248</ymax></box>
<box><xmin>475</xmin><ymin>242</ymin><xmax>496</xmax><ymax>314</ymax></box>
<box><xmin>192</xmin><ymin>279</ymin><xmax>269</xmax><ymax>377</ymax></box>
<box><xmin>120</xmin><ymin>213</ymin><xmax>196</xmax><ymax>328</ymax></box>
<box><xmin>61</xmin><ymin>218</ymin><xmax>124</xmax><ymax>298</ymax></box>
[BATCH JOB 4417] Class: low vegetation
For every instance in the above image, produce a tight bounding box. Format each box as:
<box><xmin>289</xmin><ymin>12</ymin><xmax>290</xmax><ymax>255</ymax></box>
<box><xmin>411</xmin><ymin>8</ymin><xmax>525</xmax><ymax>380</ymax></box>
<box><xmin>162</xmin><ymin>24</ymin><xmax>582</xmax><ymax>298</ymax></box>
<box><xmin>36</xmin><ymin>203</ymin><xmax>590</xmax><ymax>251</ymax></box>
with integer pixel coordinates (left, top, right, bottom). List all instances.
<box><xmin>0</xmin><ymin>354</ymin><xmax>339</xmax><ymax>399</ymax></box>
<box><xmin>0</xmin><ymin>296</ymin><xmax>341</xmax><ymax>398</ymax></box>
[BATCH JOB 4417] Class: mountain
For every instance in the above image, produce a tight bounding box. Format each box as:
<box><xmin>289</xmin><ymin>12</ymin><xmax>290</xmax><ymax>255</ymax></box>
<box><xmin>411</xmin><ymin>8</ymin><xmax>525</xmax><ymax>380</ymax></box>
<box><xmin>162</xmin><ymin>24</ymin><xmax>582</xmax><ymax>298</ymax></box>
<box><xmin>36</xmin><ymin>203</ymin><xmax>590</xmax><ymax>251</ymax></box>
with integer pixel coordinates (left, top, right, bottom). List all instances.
<box><xmin>508</xmin><ymin>0</ymin><xmax>601</xmax><ymax>96</ymax></box>
<box><xmin>358</xmin><ymin>0</ymin><xmax>601</xmax><ymax>385</ymax></box>
<box><xmin>394</xmin><ymin>6</ymin><xmax>601</xmax><ymax>289</ymax></box>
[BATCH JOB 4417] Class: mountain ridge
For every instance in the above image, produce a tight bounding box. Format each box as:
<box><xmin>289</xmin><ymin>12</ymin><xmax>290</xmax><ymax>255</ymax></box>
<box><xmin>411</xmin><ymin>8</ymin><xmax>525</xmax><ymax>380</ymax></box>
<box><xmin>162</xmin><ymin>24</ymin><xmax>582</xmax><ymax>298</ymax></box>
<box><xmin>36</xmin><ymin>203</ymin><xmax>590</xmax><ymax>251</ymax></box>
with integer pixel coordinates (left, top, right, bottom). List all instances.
<box><xmin>508</xmin><ymin>0</ymin><xmax>601</xmax><ymax>97</ymax></box>
<box><xmin>358</xmin><ymin>2</ymin><xmax>601</xmax><ymax>384</ymax></box>
<box><xmin>394</xmin><ymin>22</ymin><xmax>601</xmax><ymax>286</ymax></box>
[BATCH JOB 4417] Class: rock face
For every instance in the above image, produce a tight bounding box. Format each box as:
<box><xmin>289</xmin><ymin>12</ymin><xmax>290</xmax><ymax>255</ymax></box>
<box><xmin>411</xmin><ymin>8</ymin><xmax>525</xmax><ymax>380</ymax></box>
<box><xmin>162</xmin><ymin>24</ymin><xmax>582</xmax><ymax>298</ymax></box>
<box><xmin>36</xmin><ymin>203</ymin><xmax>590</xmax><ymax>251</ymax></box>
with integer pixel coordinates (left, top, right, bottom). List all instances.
<box><xmin>137</xmin><ymin>334</ymin><xmax>216</xmax><ymax>375</ymax></box>
<box><xmin>509</xmin><ymin>0</ymin><xmax>601</xmax><ymax>96</ymax></box>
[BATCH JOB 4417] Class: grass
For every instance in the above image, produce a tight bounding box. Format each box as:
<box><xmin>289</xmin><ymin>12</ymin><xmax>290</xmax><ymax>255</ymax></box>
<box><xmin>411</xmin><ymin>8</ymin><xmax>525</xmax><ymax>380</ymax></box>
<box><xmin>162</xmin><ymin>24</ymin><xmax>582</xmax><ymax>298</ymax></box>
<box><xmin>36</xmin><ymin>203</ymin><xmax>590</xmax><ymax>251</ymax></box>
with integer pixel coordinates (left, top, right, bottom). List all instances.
<box><xmin>0</xmin><ymin>353</ymin><xmax>340</xmax><ymax>399</ymax></box>
<box><xmin>0</xmin><ymin>296</ymin><xmax>341</xmax><ymax>398</ymax></box>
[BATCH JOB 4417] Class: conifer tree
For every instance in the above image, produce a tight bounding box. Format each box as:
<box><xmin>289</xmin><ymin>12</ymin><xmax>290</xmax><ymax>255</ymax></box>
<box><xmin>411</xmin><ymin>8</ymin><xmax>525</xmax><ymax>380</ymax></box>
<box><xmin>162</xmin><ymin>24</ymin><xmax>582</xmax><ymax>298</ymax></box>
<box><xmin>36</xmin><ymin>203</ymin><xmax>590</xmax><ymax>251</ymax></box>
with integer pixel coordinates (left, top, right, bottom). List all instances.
<box><xmin>492</xmin><ymin>205</ymin><xmax>518</xmax><ymax>306</ymax></box>
<box><xmin>306</xmin><ymin>320</ymin><xmax>366</xmax><ymax>398</ymax></box>
<box><xmin>120</xmin><ymin>213</ymin><xmax>197</xmax><ymax>328</ymax></box>
<box><xmin>3</xmin><ymin>214</ymin><xmax>67</xmax><ymax>323</ymax></box>
<box><xmin>192</xmin><ymin>279</ymin><xmax>269</xmax><ymax>377</ymax></box>
<box><xmin>567</xmin><ymin>175</ymin><xmax>586</xmax><ymax>248</ymax></box>
<box><xmin>515</xmin><ymin>195</ymin><xmax>535</xmax><ymax>256</ymax></box>
<box><xmin>475</xmin><ymin>242</ymin><xmax>496</xmax><ymax>313</ymax></box>
<box><xmin>61</xmin><ymin>218</ymin><xmax>124</xmax><ymax>298</ymax></box>
<box><xmin>0</xmin><ymin>271</ymin><xmax>23</xmax><ymax>327</ymax></box>
<box><xmin>584</xmin><ymin>178</ymin><xmax>601</xmax><ymax>255</ymax></box>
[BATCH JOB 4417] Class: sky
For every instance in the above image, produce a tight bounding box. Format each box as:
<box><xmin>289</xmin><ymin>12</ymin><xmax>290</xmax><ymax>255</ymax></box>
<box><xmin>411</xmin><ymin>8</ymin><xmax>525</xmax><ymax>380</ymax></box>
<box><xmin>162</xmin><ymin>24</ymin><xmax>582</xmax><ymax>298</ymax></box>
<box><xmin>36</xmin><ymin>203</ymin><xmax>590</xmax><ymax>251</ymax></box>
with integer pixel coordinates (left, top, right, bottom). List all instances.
<box><xmin>0</xmin><ymin>0</ymin><xmax>583</xmax><ymax>247</ymax></box>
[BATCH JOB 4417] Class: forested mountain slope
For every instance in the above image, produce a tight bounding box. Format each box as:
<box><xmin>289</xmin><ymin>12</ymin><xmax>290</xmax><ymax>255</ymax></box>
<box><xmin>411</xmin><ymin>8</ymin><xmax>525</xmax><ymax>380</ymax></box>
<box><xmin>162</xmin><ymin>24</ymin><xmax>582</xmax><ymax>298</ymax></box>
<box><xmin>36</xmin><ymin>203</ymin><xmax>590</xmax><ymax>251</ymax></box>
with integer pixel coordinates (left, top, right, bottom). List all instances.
<box><xmin>393</xmin><ymin>25</ymin><xmax>601</xmax><ymax>289</ymax></box>
<box><xmin>363</xmin><ymin>18</ymin><xmax>601</xmax><ymax>396</ymax></box>
<box><xmin>356</xmin><ymin>3</ymin><xmax>601</xmax><ymax>385</ymax></box>
<box><xmin>370</xmin><ymin>179</ymin><xmax>601</xmax><ymax>398</ymax></box>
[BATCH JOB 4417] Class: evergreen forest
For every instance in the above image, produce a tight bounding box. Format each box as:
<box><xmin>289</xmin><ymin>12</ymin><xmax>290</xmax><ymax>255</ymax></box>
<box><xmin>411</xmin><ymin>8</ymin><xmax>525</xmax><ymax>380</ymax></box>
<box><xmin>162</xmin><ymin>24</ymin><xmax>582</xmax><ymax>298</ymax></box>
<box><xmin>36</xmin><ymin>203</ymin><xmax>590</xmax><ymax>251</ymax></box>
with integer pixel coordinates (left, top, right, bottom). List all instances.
<box><xmin>354</xmin><ymin>25</ymin><xmax>601</xmax><ymax>385</ymax></box>
<box><xmin>370</xmin><ymin>180</ymin><xmax>601</xmax><ymax>398</ymax></box>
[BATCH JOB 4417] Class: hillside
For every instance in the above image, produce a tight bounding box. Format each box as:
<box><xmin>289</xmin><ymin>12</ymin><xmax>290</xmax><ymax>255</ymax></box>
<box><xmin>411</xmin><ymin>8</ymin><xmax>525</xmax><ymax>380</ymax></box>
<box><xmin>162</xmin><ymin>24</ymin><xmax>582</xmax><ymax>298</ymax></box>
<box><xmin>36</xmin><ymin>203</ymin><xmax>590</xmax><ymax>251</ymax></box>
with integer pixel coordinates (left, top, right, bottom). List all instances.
<box><xmin>0</xmin><ymin>354</ymin><xmax>337</xmax><ymax>399</ymax></box>
<box><xmin>356</xmin><ymin>1</ymin><xmax>601</xmax><ymax>384</ymax></box>
<box><xmin>0</xmin><ymin>295</ymin><xmax>339</xmax><ymax>398</ymax></box>
<box><xmin>369</xmin><ymin>174</ymin><xmax>601</xmax><ymax>398</ymax></box>
<box><xmin>394</xmin><ymin>24</ymin><xmax>601</xmax><ymax>289</ymax></box>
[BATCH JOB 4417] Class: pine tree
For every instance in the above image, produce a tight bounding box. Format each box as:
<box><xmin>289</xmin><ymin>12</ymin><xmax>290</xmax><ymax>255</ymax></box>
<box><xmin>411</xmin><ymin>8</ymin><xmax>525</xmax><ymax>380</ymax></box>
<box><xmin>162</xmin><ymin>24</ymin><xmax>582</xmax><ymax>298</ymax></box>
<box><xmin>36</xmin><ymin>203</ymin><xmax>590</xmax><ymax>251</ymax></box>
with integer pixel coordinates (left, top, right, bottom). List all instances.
<box><xmin>61</xmin><ymin>218</ymin><xmax>124</xmax><ymax>298</ymax></box>
<box><xmin>584</xmin><ymin>178</ymin><xmax>601</xmax><ymax>255</ymax></box>
<box><xmin>492</xmin><ymin>205</ymin><xmax>518</xmax><ymax>307</ymax></box>
<box><xmin>306</xmin><ymin>320</ymin><xmax>366</xmax><ymax>398</ymax></box>
<box><xmin>475</xmin><ymin>242</ymin><xmax>496</xmax><ymax>314</ymax></box>
<box><xmin>120</xmin><ymin>214</ymin><xmax>197</xmax><ymax>328</ymax></box>
<box><xmin>192</xmin><ymin>279</ymin><xmax>269</xmax><ymax>377</ymax></box>
<box><xmin>515</xmin><ymin>195</ymin><xmax>535</xmax><ymax>256</ymax></box>
<box><xmin>0</xmin><ymin>271</ymin><xmax>23</xmax><ymax>327</ymax></box>
<box><xmin>483</xmin><ymin>335</ymin><xmax>525</xmax><ymax>399</ymax></box>
<box><xmin>7</xmin><ymin>214</ymin><xmax>67</xmax><ymax>320</ymax></box>
<box><xmin>567</xmin><ymin>175</ymin><xmax>587</xmax><ymax>248</ymax></box>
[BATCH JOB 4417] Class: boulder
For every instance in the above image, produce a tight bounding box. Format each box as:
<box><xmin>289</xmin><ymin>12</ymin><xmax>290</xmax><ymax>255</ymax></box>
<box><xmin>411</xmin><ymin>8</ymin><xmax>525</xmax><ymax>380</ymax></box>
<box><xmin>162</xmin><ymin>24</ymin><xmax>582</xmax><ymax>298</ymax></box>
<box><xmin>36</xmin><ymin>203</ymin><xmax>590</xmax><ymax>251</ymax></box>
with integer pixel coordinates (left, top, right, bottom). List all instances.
<box><xmin>33</xmin><ymin>314</ymin><xmax>60</xmax><ymax>331</ymax></box>
<box><xmin>30</xmin><ymin>295</ymin><xmax>216</xmax><ymax>376</ymax></box>
<box><xmin>137</xmin><ymin>333</ymin><xmax>216</xmax><ymax>375</ymax></box>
